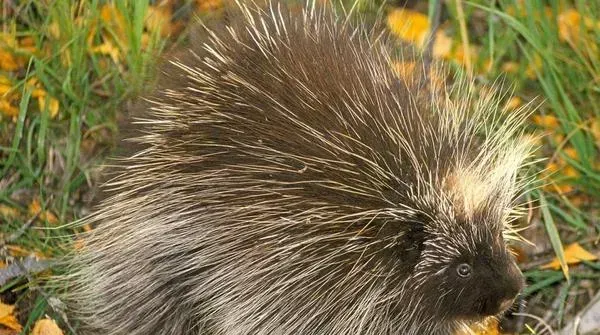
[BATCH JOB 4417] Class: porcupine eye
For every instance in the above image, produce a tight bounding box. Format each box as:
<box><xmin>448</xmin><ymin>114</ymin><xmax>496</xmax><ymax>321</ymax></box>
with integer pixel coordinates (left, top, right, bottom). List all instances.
<box><xmin>456</xmin><ymin>263</ymin><xmax>472</xmax><ymax>278</ymax></box>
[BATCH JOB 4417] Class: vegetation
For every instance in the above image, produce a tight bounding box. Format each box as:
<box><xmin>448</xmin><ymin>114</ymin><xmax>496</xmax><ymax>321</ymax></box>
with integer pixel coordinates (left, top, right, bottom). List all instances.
<box><xmin>0</xmin><ymin>0</ymin><xmax>598</xmax><ymax>333</ymax></box>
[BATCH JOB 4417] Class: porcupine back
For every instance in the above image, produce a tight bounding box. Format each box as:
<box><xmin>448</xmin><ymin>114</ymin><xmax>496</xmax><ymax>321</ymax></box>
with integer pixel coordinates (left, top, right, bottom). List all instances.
<box><xmin>64</xmin><ymin>1</ymin><xmax>535</xmax><ymax>334</ymax></box>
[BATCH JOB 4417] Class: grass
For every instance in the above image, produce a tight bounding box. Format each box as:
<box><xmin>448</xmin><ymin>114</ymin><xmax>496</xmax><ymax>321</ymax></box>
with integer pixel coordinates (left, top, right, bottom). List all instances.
<box><xmin>0</xmin><ymin>0</ymin><xmax>599</xmax><ymax>334</ymax></box>
<box><xmin>1</xmin><ymin>0</ymin><xmax>165</xmax><ymax>332</ymax></box>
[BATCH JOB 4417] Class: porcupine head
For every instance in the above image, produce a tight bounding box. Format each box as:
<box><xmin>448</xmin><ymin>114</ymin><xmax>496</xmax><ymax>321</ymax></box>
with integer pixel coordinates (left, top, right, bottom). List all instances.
<box><xmin>66</xmin><ymin>1</ymin><xmax>537</xmax><ymax>334</ymax></box>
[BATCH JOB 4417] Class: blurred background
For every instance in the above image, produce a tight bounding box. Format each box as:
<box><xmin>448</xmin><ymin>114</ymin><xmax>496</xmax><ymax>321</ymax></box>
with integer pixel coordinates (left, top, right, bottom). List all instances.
<box><xmin>0</xmin><ymin>0</ymin><xmax>599</xmax><ymax>334</ymax></box>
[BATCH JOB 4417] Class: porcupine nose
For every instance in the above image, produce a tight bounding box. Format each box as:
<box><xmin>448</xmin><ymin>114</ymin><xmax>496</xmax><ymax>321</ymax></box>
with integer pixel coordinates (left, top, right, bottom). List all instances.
<box><xmin>479</xmin><ymin>260</ymin><xmax>523</xmax><ymax>316</ymax></box>
<box><xmin>497</xmin><ymin>261</ymin><xmax>524</xmax><ymax>313</ymax></box>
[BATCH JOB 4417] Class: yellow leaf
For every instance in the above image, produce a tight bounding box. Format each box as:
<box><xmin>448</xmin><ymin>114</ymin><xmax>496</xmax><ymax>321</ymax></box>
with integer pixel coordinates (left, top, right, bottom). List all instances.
<box><xmin>32</xmin><ymin>88</ymin><xmax>47</xmax><ymax>98</ymax></box>
<box><xmin>47</xmin><ymin>22</ymin><xmax>60</xmax><ymax>39</ymax></box>
<box><xmin>481</xmin><ymin>59</ymin><xmax>493</xmax><ymax>73</ymax></box>
<box><xmin>5</xmin><ymin>245</ymin><xmax>46</xmax><ymax>260</ymax></box>
<box><xmin>501</xmin><ymin>61</ymin><xmax>519</xmax><ymax>74</ymax></box>
<box><xmin>0</xmin><ymin>205</ymin><xmax>19</xmax><ymax>219</ymax></box>
<box><xmin>546</xmin><ymin>183</ymin><xmax>574</xmax><ymax>194</ymax></box>
<box><xmin>432</xmin><ymin>31</ymin><xmax>452</xmax><ymax>59</ymax></box>
<box><xmin>0</xmin><ymin>50</ymin><xmax>20</xmax><ymax>71</ymax></box>
<box><xmin>17</xmin><ymin>38</ymin><xmax>37</xmax><ymax>54</ymax></box>
<box><xmin>0</xmin><ymin>99</ymin><xmax>19</xmax><ymax>118</ymax></box>
<box><xmin>20</xmin><ymin>36</ymin><xmax>35</xmax><ymax>47</ymax></box>
<box><xmin>6</xmin><ymin>245</ymin><xmax>31</xmax><ymax>257</ymax></box>
<box><xmin>0</xmin><ymin>33</ymin><xmax>18</xmax><ymax>48</ymax></box>
<box><xmin>31</xmin><ymin>318</ymin><xmax>64</xmax><ymax>335</ymax></box>
<box><xmin>541</xmin><ymin>243</ymin><xmax>598</xmax><ymax>270</ymax></box>
<box><xmin>525</xmin><ymin>53</ymin><xmax>542</xmax><ymax>79</ymax></box>
<box><xmin>456</xmin><ymin>318</ymin><xmax>500</xmax><ymax>335</ymax></box>
<box><xmin>450</xmin><ymin>44</ymin><xmax>478</xmax><ymax>69</ymax></box>
<box><xmin>591</xmin><ymin>118</ymin><xmax>600</xmax><ymax>144</ymax></box>
<box><xmin>91</xmin><ymin>41</ymin><xmax>121</xmax><ymax>63</ymax></box>
<box><xmin>140</xmin><ymin>33</ymin><xmax>151</xmax><ymax>50</ymax></box>
<box><xmin>0</xmin><ymin>75</ymin><xmax>10</xmax><ymax>85</ymax></box>
<box><xmin>0</xmin><ymin>83</ymin><xmax>12</xmax><ymax>97</ymax></box>
<box><xmin>145</xmin><ymin>5</ymin><xmax>173</xmax><ymax>37</ymax></box>
<box><xmin>26</xmin><ymin>78</ymin><xmax>47</xmax><ymax>98</ymax></box>
<box><xmin>505</xmin><ymin>96</ymin><xmax>522</xmax><ymax>111</ymax></box>
<box><xmin>569</xmin><ymin>195</ymin><xmax>588</xmax><ymax>207</ymax></box>
<box><xmin>387</xmin><ymin>9</ymin><xmax>429</xmax><ymax>47</ymax></box>
<box><xmin>558</xmin><ymin>9</ymin><xmax>582</xmax><ymax>44</ymax></box>
<box><xmin>532</xmin><ymin>114</ymin><xmax>559</xmax><ymax>129</ymax></box>
<box><xmin>563</xmin><ymin>165</ymin><xmax>579</xmax><ymax>178</ymax></box>
<box><xmin>0</xmin><ymin>303</ymin><xmax>22</xmax><ymax>332</ymax></box>
<box><xmin>541</xmin><ymin>160</ymin><xmax>573</xmax><ymax>194</ymax></box>
<box><xmin>28</xmin><ymin>198</ymin><xmax>41</xmax><ymax>215</ymax></box>
<box><xmin>563</xmin><ymin>146</ymin><xmax>578</xmax><ymax>160</ymax></box>
<box><xmin>100</xmin><ymin>4</ymin><xmax>127</xmax><ymax>44</ymax></box>
<box><xmin>196</xmin><ymin>0</ymin><xmax>223</xmax><ymax>12</ymax></box>
<box><xmin>552</xmin><ymin>133</ymin><xmax>565</xmax><ymax>145</ymax></box>
<box><xmin>28</xmin><ymin>198</ymin><xmax>58</xmax><ymax>224</ymax></box>
<box><xmin>37</xmin><ymin>95</ymin><xmax>60</xmax><ymax>119</ymax></box>
<box><xmin>583</xmin><ymin>15</ymin><xmax>600</xmax><ymax>29</ymax></box>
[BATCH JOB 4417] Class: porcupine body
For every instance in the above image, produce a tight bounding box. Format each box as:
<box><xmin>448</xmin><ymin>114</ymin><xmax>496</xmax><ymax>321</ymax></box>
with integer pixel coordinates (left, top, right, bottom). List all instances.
<box><xmin>66</xmin><ymin>2</ymin><xmax>535</xmax><ymax>334</ymax></box>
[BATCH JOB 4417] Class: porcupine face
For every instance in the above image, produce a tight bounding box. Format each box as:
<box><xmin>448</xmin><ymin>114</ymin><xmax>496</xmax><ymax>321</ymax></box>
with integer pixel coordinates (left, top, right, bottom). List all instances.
<box><xmin>409</xmin><ymin>215</ymin><xmax>525</xmax><ymax>322</ymax></box>
<box><xmin>377</xmin><ymin>181</ymin><xmax>527</xmax><ymax>331</ymax></box>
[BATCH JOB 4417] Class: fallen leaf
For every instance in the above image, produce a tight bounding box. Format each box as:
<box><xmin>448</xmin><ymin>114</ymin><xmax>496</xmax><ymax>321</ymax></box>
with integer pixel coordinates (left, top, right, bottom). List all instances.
<box><xmin>563</xmin><ymin>146</ymin><xmax>579</xmax><ymax>160</ymax></box>
<box><xmin>0</xmin><ymin>205</ymin><xmax>19</xmax><ymax>219</ymax></box>
<box><xmin>197</xmin><ymin>0</ymin><xmax>223</xmax><ymax>12</ymax></box>
<box><xmin>525</xmin><ymin>53</ymin><xmax>542</xmax><ymax>79</ymax></box>
<box><xmin>591</xmin><ymin>117</ymin><xmax>600</xmax><ymax>139</ymax></box>
<box><xmin>37</xmin><ymin>95</ymin><xmax>60</xmax><ymax>119</ymax></box>
<box><xmin>505</xmin><ymin>96</ymin><xmax>522</xmax><ymax>111</ymax></box>
<box><xmin>146</xmin><ymin>5</ymin><xmax>173</xmax><ymax>37</ymax></box>
<box><xmin>449</xmin><ymin>44</ymin><xmax>478</xmax><ymax>69</ymax></box>
<box><xmin>28</xmin><ymin>199</ymin><xmax>58</xmax><ymax>224</ymax></box>
<box><xmin>563</xmin><ymin>165</ymin><xmax>579</xmax><ymax>177</ymax></box>
<box><xmin>556</xmin><ymin>9</ymin><xmax>598</xmax><ymax>45</ymax></box>
<box><xmin>27</xmin><ymin>78</ymin><xmax>48</xmax><ymax>98</ymax></box>
<box><xmin>387</xmin><ymin>9</ymin><xmax>429</xmax><ymax>47</ymax></box>
<box><xmin>91</xmin><ymin>41</ymin><xmax>121</xmax><ymax>63</ymax></box>
<box><xmin>569</xmin><ymin>195</ymin><xmax>588</xmax><ymax>207</ymax></box>
<box><xmin>541</xmin><ymin>243</ymin><xmax>598</xmax><ymax>270</ymax></box>
<box><xmin>532</xmin><ymin>114</ymin><xmax>559</xmax><ymax>129</ymax></box>
<box><xmin>0</xmin><ymin>76</ymin><xmax>13</xmax><ymax>97</ymax></box>
<box><xmin>100</xmin><ymin>4</ymin><xmax>127</xmax><ymax>44</ymax></box>
<box><xmin>0</xmin><ymin>51</ymin><xmax>20</xmax><ymax>72</ymax></box>
<box><xmin>28</xmin><ymin>198</ymin><xmax>42</xmax><ymax>215</ymax></box>
<box><xmin>432</xmin><ymin>31</ymin><xmax>452</xmax><ymax>59</ymax></box>
<box><xmin>0</xmin><ymin>99</ymin><xmax>19</xmax><ymax>118</ymax></box>
<box><xmin>19</xmin><ymin>36</ymin><xmax>35</xmax><ymax>48</ymax></box>
<box><xmin>552</xmin><ymin>133</ymin><xmax>565</xmax><ymax>145</ymax></box>
<box><xmin>0</xmin><ymin>303</ymin><xmax>22</xmax><ymax>332</ymax></box>
<box><xmin>501</xmin><ymin>61</ymin><xmax>519</xmax><ymax>74</ymax></box>
<box><xmin>47</xmin><ymin>22</ymin><xmax>60</xmax><ymax>40</ymax></box>
<box><xmin>31</xmin><ymin>318</ymin><xmax>64</xmax><ymax>335</ymax></box>
<box><xmin>456</xmin><ymin>317</ymin><xmax>500</xmax><ymax>335</ymax></box>
<box><xmin>6</xmin><ymin>245</ymin><xmax>32</xmax><ymax>257</ymax></box>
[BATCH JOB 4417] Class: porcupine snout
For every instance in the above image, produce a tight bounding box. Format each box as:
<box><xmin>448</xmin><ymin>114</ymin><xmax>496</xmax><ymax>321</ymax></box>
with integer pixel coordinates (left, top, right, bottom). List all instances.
<box><xmin>479</xmin><ymin>259</ymin><xmax>524</xmax><ymax>316</ymax></box>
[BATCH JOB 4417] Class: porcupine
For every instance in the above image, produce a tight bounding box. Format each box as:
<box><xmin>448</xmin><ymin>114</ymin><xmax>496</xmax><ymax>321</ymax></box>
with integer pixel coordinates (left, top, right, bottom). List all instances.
<box><xmin>64</xmin><ymin>1</ymin><xmax>536</xmax><ymax>334</ymax></box>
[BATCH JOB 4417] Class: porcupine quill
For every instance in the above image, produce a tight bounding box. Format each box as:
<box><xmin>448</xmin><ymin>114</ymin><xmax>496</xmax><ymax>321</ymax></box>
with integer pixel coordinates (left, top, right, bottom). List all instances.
<box><xmin>58</xmin><ymin>1</ymin><xmax>537</xmax><ymax>334</ymax></box>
